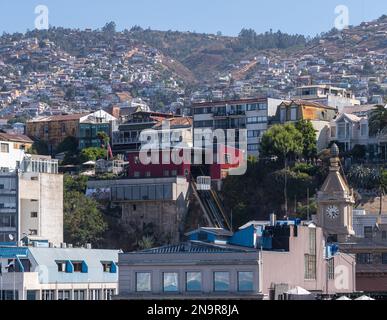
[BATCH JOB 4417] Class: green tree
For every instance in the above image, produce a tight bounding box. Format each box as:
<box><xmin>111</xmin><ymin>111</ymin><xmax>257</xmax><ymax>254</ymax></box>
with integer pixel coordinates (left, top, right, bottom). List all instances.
<box><xmin>261</xmin><ymin>124</ymin><xmax>303</xmax><ymax>214</ymax></box>
<box><xmin>137</xmin><ymin>236</ymin><xmax>155</xmax><ymax>250</ymax></box>
<box><xmin>56</xmin><ymin>136</ymin><xmax>78</xmax><ymax>154</ymax></box>
<box><xmin>64</xmin><ymin>190</ymin><xmax>107</xmax><ymax>246</ymax></box>
<box><xmin>102</xmin><ymin>21</ymin><xmax>116</xmax><ymax>34</ymax></box>
<box><xmin>369</xmin><ymin>105</ymin><xmax>387</xmax><ymax>136</ymax></box>
<box><xmin>80</xmin><ymin>147</ymin><xmax>107</xmax><ymax>163</ymax></box>
<box><xmin>378</xmin><ymin>169</ymin><xmax>387</xmax><ymax>221</ymax></box>
<box><xmin>64</xmin><ymin>174</ymin><xmax>88</xmax><ymax>193</ymax></box>
<box><xmin>28</xmin><ymin>140</ymin><xmax>49</xmax><ymax>155</ymax></box>
<box><xmin>260</xmin><ymin>123</ymin><xmax>304</xmax><ymax>160</ymax></box>
<box><xmin>295</xmin><ymin>120</ymin><xmax>317</xmax><ymax>159</ymax></box>
<box><xmin>97</xmin><ymin>131</ymin><xmax>110</xmax><ymax>147</ymax></box>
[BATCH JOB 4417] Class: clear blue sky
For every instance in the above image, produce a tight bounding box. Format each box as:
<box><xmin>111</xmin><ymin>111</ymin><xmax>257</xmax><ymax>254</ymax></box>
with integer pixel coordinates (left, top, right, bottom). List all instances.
<box><xmin>1</xmin><ymin>0</ymin><xmax>386</xmax><ymax>36</ymax></box>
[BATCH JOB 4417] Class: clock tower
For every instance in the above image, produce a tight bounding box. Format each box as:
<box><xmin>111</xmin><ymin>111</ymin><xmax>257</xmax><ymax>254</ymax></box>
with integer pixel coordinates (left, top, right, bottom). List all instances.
<box><xmin>316</xmin><ymin>143</ymin><xmax>355</xmax><ymax>242</ymax></box>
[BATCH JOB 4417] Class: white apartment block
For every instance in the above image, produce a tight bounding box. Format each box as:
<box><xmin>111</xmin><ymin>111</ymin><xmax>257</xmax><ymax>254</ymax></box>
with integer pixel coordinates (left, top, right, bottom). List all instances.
<box><xmin>0</xmin><ymin>133</ymin><xmax>63</xmax><ymax>245</ymax></box>
<box><xmin>192</xmin><ymin>98</ymin><xmax>284</xmax><ymax>157</ymax></box>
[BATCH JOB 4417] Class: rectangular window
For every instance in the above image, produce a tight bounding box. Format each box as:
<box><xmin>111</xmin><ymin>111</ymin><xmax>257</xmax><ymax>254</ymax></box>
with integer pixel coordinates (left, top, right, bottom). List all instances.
<box><xmin>103</xmin><ymin>289</ymin><xmax>114</xmax><ymax>301</ymax></box>
<box><xmin>238</xmin><ymin>272</ymin><xmax>254</xmax><ymax>292</ymax></box>
<box><xmin>41</xmin><ymin>290</ymin><xmax>55</xmax><ymax>301</ymax></box>
<box><xmin>56</xmin><ymin>261</ymin><xmax>66</xmax><ymax>272</ymax></box>
<box><xmin>163</xmin><ymin>273</ymin><xmax>179</xmax><ymax>292</ymax></box>
<box><xmin>328</xmin><ymin>259</ymin><xmax>335</xmax><ymax>280</ymax></box>
<box><xmin>309</xmin><ymin>228</ymin><xmax>316</xmax><ymax>255</ymax></box>
<box><xmin>280</xmin><ymin>108</ymin><xmax>286</xmax><ymax>123</ymax></box>
<box><xmin>0</xmin><ymin>143</ymin><xmax>9</xmax><ymax>153</ymax></box>
<box><xmin>290</xmin><ymin>107</ymin><xmax>298</xmax><ymax>121</ymax></box>
<box><xmin>72</xmin><ymin>262</ymin><xmax>83</xmax><ymax>272</ymax></box>
<box><xmin>337</xmin><ymin>123</ymin><xmax>346</xmax><ymax>139</ymax></box>
<box><xmin>102</xmin><ymin>262</ymin><xmax>112</xmax><ymax>273</ymax></box>
<box><xmin>171</xmin><ymin>170</ymin><xmax>178</xmax><ymax>177</ymax></box>
<box><xmin>382</xmin><ymin>231</ymin><xmax>387</xmax><ymax>240</ymax></box>
<box><xmin>58</xmin><ymin>290</ymin><xmax>71</xmax><ymax>300</ymax></box>
<box><xmin>382</xmin><ymin>253</ymin><xmax>387</xmax><ymax>265</ymax></box>
<box><xmin>331</xmin><ymin>127</ymin><xmax>336</xmax><ymax>138</ymax></box>
<box><xmin>247</xmin><ymin>104</ymin><xmax>257</xmax><ymax>111</ymax></box>
<box><xmin>73</xmin><ymin>290</ymin><xmax>86</xmax><ymax>301</ymax></box>
<box><xmin>30</xmin><ymin>229</ymin><xmax>38</xmax><ymax>236</ymax></box>
<box><xmin>364</xmin><ymin>226</ymin><xmax>373</xmax><ymax>239</ymax></box>
<box><xmin>136</xmin><ymin>272</ymin><xmax>151</xmax><ymax>292</ymax></box>
<box><xmin>133</xmin><ymin>172</ymin><xmax>140</xmax><ymax>178</ymax></box>
<box><xmin>163</xmin><ymin>170</ymin><xmax>170</xmax><ymax>177</ymax></box>
<box><xmin>89</xmin><ymin>289</ymin><xmax>100</xmax><ymax>301</ymax></box>
<box><xmin>186</xmin><ymin>272</ymin><xmax>202</xmax><ymax>292</ymax></box>
<box><xmin>247</xmin><ymin>130</ymin><xmax>261</xmax><ymax>138</ymax></box>
<box><xmin>356</xmin><ymin>253</ymin><xmax>372</xmax><ymax>264</ymax></box>
<box><xmin>360</xmin><ymin>124</ymin><xmax>367</xmax><ymax>137</ymax></box>
<box><xmin>304</xmin><ymin>254</ymin><xmax>317</xmax><ymax>280</ymax></box>
<box><xmin>247</xmin><ymin>144</ymin><xmax>260</xmax><ymax>152</ymax></box>
<box><xmin>31</xmin><ymin>212</ymin><xmax>38</xmax><ymax>218</ymax></box>
<box><xmin>214</xmin><ymin>272</ymin><xmax>230</xmax><ymax>292</ymax></box>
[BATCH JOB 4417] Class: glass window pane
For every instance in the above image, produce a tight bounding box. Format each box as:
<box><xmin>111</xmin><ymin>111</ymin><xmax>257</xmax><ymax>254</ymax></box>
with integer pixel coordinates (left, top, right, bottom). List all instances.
<box><xmin>186</xmin><ymin>272</ymin><xmax>202</xmax><ymax>292</ymax></box>
<box><xmin>163</xmin><ymin>273</ymin><xmax>179</xmax><ymax>292</ymax></box>
<box><xmin>214</xmin><ymin>272</ymin><xmax>230</xmax><ymax>292</ymax></box>
<box><xmin>238</xmin><ymin>272</ymin><xmax>254</xmax><ymax>292</ymax></box>
<box><xmin>136</xmin><ymin>272</ymin><xmax>151</xmax><ymax>292</ymax></box>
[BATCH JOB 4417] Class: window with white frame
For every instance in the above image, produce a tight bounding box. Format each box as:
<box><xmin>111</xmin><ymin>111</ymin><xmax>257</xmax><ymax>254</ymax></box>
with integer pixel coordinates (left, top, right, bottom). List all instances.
<box><xmin>136</xmin><ymin>272</ymin><xmax>151</xmax><ymax>292</ymax></box>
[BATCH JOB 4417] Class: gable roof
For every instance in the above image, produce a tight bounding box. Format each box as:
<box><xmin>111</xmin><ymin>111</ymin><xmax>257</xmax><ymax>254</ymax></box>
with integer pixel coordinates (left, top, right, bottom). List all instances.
<box><xmin>134</xmin><ymin>241</ymin><xmax>256</xmax><ymax>254</ymax></box>
<box><xmin>0</xmin><ymin>132</ymin><xmax>33</xmax><ymax>144</ymax></box>
<box><xmin>334</xmin><ymin>113</ymin><xmax>366</xmax><ymax>124</ymax></box>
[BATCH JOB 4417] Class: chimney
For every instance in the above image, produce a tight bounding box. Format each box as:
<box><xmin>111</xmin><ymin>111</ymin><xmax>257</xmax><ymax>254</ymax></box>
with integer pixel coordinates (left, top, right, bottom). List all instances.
<box><xmin>68</xmin><ymin>244</ymin><xmax>73</xmax><ymax>248</ymax></box>
<box><xmin>270</xmin><ymin>213</ymin><xmax>277</xmax><ymax>226</ymax></box>
<box><xmin>49</xmin><ymin>242</ymin><xmax>54</xmax><ymax>248</ymax></box>
<box><xmin>60</xmin><ymin>243</ymin><xmax>67</xmax><ymax>249</ymax></box>
<box><xmin>86</xmin><ymin>243</ymin><xmax>92</xmax><ymax>249</ymax></box>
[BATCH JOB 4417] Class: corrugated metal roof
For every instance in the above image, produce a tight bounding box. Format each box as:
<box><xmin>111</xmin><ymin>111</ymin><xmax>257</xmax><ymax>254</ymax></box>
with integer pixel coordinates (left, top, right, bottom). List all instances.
<box><xmin>135</xmin><ymin>241</ymin><xmax>255</xmax><ymax>254</ymax></box>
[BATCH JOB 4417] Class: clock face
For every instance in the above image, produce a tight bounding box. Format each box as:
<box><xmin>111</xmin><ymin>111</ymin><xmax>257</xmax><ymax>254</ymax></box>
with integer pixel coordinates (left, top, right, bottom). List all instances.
<box><xmin>326</xmin><ymin>205</ymin><xmax>339</xmax><ymax>219</ymax></box>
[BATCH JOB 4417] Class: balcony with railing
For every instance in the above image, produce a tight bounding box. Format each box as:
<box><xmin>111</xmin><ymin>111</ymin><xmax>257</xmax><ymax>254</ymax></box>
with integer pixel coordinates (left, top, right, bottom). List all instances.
<box><xmin>22</xmin><ymin>158</ymin><xmax>59</xmax><ymax>174</ymax></box>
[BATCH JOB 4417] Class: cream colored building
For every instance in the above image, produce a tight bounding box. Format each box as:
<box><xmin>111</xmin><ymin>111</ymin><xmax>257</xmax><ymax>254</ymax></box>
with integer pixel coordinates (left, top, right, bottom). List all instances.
<box><xmin>0</xmin><ymin>154</ymin><xmax>63</xmax><ymax>246</ymax></box>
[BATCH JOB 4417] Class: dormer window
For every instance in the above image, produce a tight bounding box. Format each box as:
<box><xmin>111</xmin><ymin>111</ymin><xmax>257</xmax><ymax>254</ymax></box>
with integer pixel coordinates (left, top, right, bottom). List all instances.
<box><xmin>101</xmin><ymin>261</ymin><xmax>117</xmax><ymax>273</ymax></box>
<box><xmin>57</xmin><ymin>261</ymin><xmax>66</xmax><ymax>272</ymax></box>
<box><xmin>102</xmin><ymin>262</ymin><xmax>112</xmax><ymax>273</ymax></box>
<box><xmin>73</xmin><ymin>262</ymin><xmax>83</xmax><ymax>272</ymax></box>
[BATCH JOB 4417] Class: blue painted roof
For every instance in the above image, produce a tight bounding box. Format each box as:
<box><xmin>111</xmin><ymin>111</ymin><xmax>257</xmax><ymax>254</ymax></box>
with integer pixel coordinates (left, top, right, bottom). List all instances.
<box><xmin>0</xmin><ymin>247</ymin><xmax>28</xmax><ymax>258</ymax></box>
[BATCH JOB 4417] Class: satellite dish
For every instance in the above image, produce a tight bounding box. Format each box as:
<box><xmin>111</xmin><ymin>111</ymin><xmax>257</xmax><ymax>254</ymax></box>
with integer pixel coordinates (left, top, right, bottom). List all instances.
<box><xmin>8</xmin><ymin>234</ymin><xmax>14</xmax><ymax>241</ymax></box>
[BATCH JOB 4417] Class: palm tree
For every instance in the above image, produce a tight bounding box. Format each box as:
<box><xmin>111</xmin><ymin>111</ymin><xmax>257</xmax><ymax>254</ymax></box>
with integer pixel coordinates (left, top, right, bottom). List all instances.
<box><xmin>377</xmin><ymin>170</ymin><xmax>387</xmax><ymax>225</ymax></box>
<box><xmin>369</xmin><ymin>105</ymin><xmax>387</xmax><ymax>137</ymax></box>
